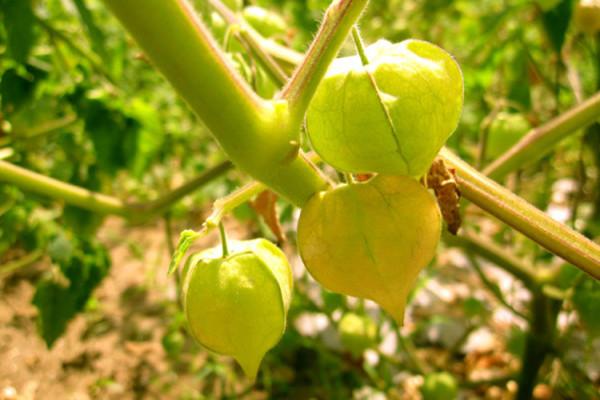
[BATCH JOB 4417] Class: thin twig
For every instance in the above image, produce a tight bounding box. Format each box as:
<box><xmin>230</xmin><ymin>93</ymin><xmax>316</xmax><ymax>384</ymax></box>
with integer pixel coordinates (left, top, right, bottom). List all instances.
<box><xmin>467</xmin><ymin>254</ymin><xmax>529</xmax><ymax>321</ymax></box>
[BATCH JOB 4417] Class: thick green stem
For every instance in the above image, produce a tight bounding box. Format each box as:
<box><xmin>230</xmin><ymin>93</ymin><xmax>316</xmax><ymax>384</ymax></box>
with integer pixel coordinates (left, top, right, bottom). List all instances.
<box><xmin>101</xmin><ymin>0</ymin><xmax>329</xmax><ymax>206</ymax></box>
<box><xmin>0</xmin><ymin>160</ymin><xmax>233</xmax><ymax>219</ymax></box>
<box><xmin>280</xmin><ymin>0</ymin><xmax>369</xmax><ymax>125</ymax></box>
<box><xmin>0</xmin><ymin>160</ymin><xmax>127</xmax><ymax>216</ymax></box>
<box><xmin>484</xmin><ymin>91</ymin><xmax>600</xmax><ymax>180</ymax></box>
<box><xmin>102</xmin><ymin>0</ymin><xmax>266</xmax><ymax>135</ymax></box>
<box><xmin>516</xmin><ymin>292</ymin><xmax>561</xmax><ymax>400</ymax></box>
<box><xmin>441</xmin><ymin>148</ymin><xmax>600</xmax><ymax>281</ymax></box>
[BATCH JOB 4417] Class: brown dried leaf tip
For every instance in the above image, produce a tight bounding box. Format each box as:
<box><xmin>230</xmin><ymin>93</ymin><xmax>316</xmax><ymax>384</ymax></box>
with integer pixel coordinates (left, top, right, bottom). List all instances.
<box><xmin>426</xmin><ymin>158</ymin><xmax>462</xmax><ymax>235</ymax></box>
<box><xmin>251</xmin><ymin>190</ymin><xmax>286</xmax><ymax>244</ymax></box>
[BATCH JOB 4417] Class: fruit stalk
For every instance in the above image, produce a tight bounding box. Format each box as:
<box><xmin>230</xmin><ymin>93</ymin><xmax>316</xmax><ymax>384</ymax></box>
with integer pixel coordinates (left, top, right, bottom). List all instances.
<box><xmin>280</xmin><ymin>0</ymin><xmax>370</xmax><ymax>126</ymax></box>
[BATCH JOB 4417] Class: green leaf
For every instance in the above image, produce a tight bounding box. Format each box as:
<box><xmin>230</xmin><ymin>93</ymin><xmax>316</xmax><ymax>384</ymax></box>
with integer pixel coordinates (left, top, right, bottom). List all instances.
<box><xmin>72</xmin><ymin>96</ymin><xmax>140</xmax><ymax>175</ymax></box>
<box><xmin>506</xmin><ymin>49</ymin><xmax>531</xmax><ymax>108</ymax></box>
<box><xmin>506</xmin><ymin>327</ymin><xmax>526</xmax><ymax>356</ymax></box>
<box><xmin>572</xmin><ymin>278</ymin><xmax>600</xmax><ymax>336</ymax></box>
<box><xmin>32</xmin><ymin>239</ymin><xmax>110</xmax><ymax>347</ymax></box>
<box><xmin>127</xmin><ymin>99</ymin><xmax>164</xmax><ymax>177</ymax></box>
<box><xmin>0</xmin><ymin>66</ymin><xmax>46</xmax><ymax>114</ymax></box>
<box><xmin>541</xmin><ymin>0</ymin><xmax>573</xmax><ymax>52</ymax></box>
<box><xmin>167</xmin><ymin>229</ymin><xmax>202</xmax><ymax>276</ymax></box>
<box><xmin>462</xmin><ymin>297</ymin><xmax>487</xmax><ymax>318</ymax></box>
<box><xmin>1</xmin><ymin>0</ymin><xmax>37</xmax><ymax>63</ymax></box>
<box><xmin>72</xmin><ymin>0</ymin><xmax>109</xmax><ymax>63</ymax></box>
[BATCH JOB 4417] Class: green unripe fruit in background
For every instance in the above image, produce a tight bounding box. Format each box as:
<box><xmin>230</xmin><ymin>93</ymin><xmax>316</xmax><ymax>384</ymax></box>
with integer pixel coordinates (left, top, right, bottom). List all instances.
<box><xmin>297</xmin><ymin>175</ymin><xmax>441</xmax><ymax>323</ymax></box>
<box><xmin>306</xmin><ymin>39</ymin><xmax>463</xmax><ymax>177</ymax></box>
<box><xmin>338</xmin><ymin>313</ymin><xmax>378</xmax><ymax>357</ymax></box>
<box><xmin>161</xmin><ymin>330</ymin><xmax>185</xmax><ymax>358</ymax></box>
<box><xmin>182</xmin><ymin>239</ymin><xmax>293</xmax><ymax>380</ymax></box>
<box><xmin>486</xmin><ymin>112</ymin><xmax>531</xmax><ymax>159</ymax></box>
<box><xmin>243</xmin><ymin>6</ymin><xmax>287</xmax><ymax>38</ymax></box>
<box><xmin>420</xmin><ymin>372</ymin><xmax>458</xmax><ymax>400</ymax></box>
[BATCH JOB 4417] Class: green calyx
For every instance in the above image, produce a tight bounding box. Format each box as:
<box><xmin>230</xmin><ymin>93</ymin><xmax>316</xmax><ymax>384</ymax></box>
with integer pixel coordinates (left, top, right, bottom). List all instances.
<box><xmin>306</xmin><ymin>39</ymin><xmax>464</xmax><ymax>177</ymax></box>
<box><xmin>297</xmin><ymin>175</ymin><xmax>441</xmax><ymax>323</ymax></box>
<box><xmin>182</xmin><ymin>239</ymin><xmax>293</xmax><ymax>380</ymax></box>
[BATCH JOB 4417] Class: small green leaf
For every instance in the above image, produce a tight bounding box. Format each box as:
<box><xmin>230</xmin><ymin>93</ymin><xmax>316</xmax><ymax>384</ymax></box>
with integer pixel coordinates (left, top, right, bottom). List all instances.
<box><xmin>572</xmin><ymin>278</ymin><xmax>600</xmax><ymax>336</ymax></box>
<box><xmin>32</xmin><ymin>239</ymin><xmax>110</xmax><ymax>347</ymax></box>
<box><xmin>167</xmin><ymin>229</ymin><xmax>202</xmax><ymax>276</ymax></box>
<box><xmin>0</xmin><ymin>66</ymin><xmax>46</xmax><ymax>113</ymax></box>
<box><xmin>70</xmin><ymin>95</ymin><xmax>140</xmax><ymax>175</ymax></box>
<box><xmin>72</xmin><ymin>0</ymin><xmax>109</xmax><ymax>64</ymax></box>
<box><xmin>127</xmin><ymin>99</ymin><xmax>164</xmax><ymax>177</ymax></box>
<box><xmin>541</xmin><ymin>0</ymin><xmax>573</xmax><ymax>52</ymax></box>
<box><xmin>1</xmin><ymin>0</ymin><xmax>37</xmax><ymax>63</ymax></box>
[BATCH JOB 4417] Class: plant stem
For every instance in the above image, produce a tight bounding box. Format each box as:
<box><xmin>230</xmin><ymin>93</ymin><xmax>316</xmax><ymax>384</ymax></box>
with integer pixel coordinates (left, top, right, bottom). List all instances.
<box><xmin>205</xmin><ymin>181</ymin><xmax>267</xmax><ymax>228</ymax></box>
<box><xmin>516</xmin><ymin>291</ymin><xmax>561</xmax><ymax>400</ymax></box>
<box><xmin>164</xmin><ymin>214</ymin><xmax>183</xmax><ymax>310</ymax></box>
<box><xmin>443</xmin><ymin>231</ymin><xmax>538</xmax><ymax>288</ymax></box>
<box><xmin>102</xmin><ymin>0</ymin><xmax>329</xmax><ymax>207</ymax></box>
<box><xmin>484</xmin><ymin>91</ymin><xmax>600</xmax><ymax>180</ymax></box>
<box><xmin>0</xmin><ymin>160</ymin><xmax>127</xmax><ymax>216</ymax></box>
<box><xmin>466</xmin><ymin>254</ymin><xmax>529</xmax><ymax>320</ymax></box>
<box><xmin>440</xmin><ymin>148</ymin><xmax>600</xmax><ymax>281</ymax></box>
<box><xmin>102</xmin><ymin>0</ymin><xmax>266</xmax><ymax>134</ymax></box>
<box><xmin>209</xmin><ymin>0</ymin><xmax>288</xmax><ymax>86</ymax></box>
<box><xmin>0</xmin><ymin>249</ymin><xmax>44</xmax><ymax>280</ymax></box>
<box><xmin>253</xmin><ymin>37</ymin><xmax>303</xmax><ymax>71</ymax></box>
<box><xmin>167</xmin><ymin>180</ymin><xmax>267</xmax><ymax>274</ymax></box>
<box><xmin>0</xmin><ymin>160</ymin><xmax>233</xmax><ymax>219</ymax></box>
<box><xmin>132</xmin><ymin>161</ymin><xmax>234</xmax><ymax>216</ymax></box>
<box><xmin>280</xmin><ymin>0</ymin><xmax>369</xmax><ymax>125</ymax></box>
<box><xmin>8</xmin><ymin>115</ymin><xmax>78</xmax><ymax>144</ymax></box>
<box><xmin>390</xmin><ymin>318</ymin><xmax>427</xmax><ymax>375</ymax></box>
<box><xmin>351</xmin><ymin>26</ymin><xmax>369</xmax><ymax>65</ymax></box>
<box><xmin>219</xmin><ymin>222</ymin><xmax>229</xmax><ymax>257</ymax></box>
<box><xmin>462</xmin><ymin>375</ymin><xmax>517</xmax><ymax>388</ymax></box>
